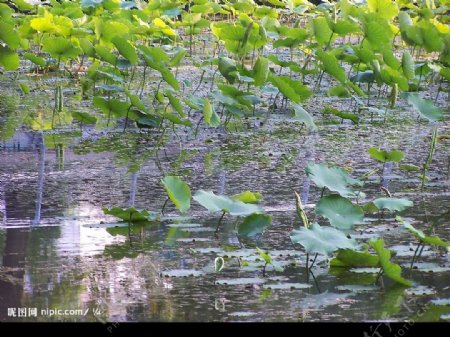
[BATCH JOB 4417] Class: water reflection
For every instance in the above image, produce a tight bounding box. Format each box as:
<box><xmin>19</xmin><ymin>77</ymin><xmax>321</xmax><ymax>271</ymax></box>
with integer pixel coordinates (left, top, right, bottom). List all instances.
<box><xmin>32</xmin><ymin>132</ymin><xmax>45</xmax><ymax>226</ymax></box>
<box><xmin>0</xmin><ymin>117</ymin><xmax>449</xmax><ymax>321</ymax></box>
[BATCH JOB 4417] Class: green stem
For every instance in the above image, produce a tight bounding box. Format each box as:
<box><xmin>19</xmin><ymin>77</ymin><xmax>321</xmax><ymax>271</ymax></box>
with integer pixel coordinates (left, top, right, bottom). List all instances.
<box><xmin>215</xmin><ymin>211</ymin><xmax>227</xmax><ymax>237</ymax></box>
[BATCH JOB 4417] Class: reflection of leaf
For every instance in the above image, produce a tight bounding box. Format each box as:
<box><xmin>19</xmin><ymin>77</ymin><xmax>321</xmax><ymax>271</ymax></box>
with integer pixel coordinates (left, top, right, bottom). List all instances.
<box><xmin>161</xmin><ymin>176</ymin><xmax>191</xmax><ymax>213</ymax></box>
<box><xmin>104</xmin><ymin>244</ymin><xmax>139</xmax><ymax>260</ymax></box>
<box><xmin>165</xmin><ymin>227</ymin><xmax>190</xmax><ymax>246</ymax></box>
<box><xmin>106</xmin><ymin>222</ymin><xmax>152</xmax><ymax>236</ymax></box>
<box><xmin>369</xmin><ymin>238</ymin><xmax>412</xmax><ymax>286</ymax></box>
<box><xmin>238</xmin><ymin>214</ymin><xmax>272</xmax><ymax>237</ymax></box>
<box><xmin>290</xmin><ymin>223</ymin><xmax>358</xmax><ymax>256</ymax></box>
<box><xmin>316</xmin><ymin>195</ymin><xmax>364</xmax><ymax>230</ymax></box>
<box><xmin>193</xmin><ymin>190</ymin><xmax>262</xmax><ymax>216</ymax></box>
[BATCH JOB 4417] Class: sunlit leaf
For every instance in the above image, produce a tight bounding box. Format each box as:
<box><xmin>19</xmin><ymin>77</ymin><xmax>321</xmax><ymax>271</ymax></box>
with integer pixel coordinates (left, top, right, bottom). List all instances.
<box><xmin>368</xmin><ymin>148</ymin><xmax>404</xmax><ymax>163</ymax></box>
<box><xmin>232</xmin><ymin>191</ymin><xmax>262</xmax><ymax>204</ymax></box>
<box><xmin>161</xmin><ymin>176</ymin><xmax>191</xmax><ymax>213</ymax></box>
<box><xmin>0</xmin><ymin>46</ymin><xmax>19</xmax><ymax>70</ymax></box>
<box><xmin>369</xmin><ymin>238</ymin><xmax>412</xmax><ymax>286</ymax></box>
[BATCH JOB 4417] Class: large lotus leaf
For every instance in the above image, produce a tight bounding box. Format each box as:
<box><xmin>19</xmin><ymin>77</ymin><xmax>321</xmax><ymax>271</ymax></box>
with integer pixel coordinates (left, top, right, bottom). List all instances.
<box><xmin>269</xmin><ymin>74</ymin><xmax>311</xmax><ymax>103</ymax></box>
<box><xmin>24</xmin><ymin>52</ymin><xmax>47</xmax><ymax>67</ymax></box>
<box><xmin>161</xmin><ymin>176</ymin><xmax>191</xmax><ymax>213</ymax></box>
<box><xmin>330</xmin><ymin>249</ymin><xmax>379</xmax><ymax>268</ymax></box>
<box><xmin>193</xmin><ymin>190</ymin><xmax>262</xmax><ymax>216</ymax></box>
<box><xmin>404</xmin><ymin>223</ymin><xmax>450</xmax><ymax>248</ymax></box>
<box><xmin>165</xmin><ymin>90</ymin><xmax>184</xmax><ymax>117</ymax></box>
<box><xmin>218</xmin><ymin>57</ymin><xmax>237</xmax><ymax>84</ymax></box>
<box><xmin>316</xmin><ymin>50</ymin><xmax>346</xmax><ymax>84</ymax></box>
<box><xmin>373</xmin><ymin>198</ymin><xmax>413</xmax><ymax>212</ymax></box>
<box><xmin>367</xmin><ymin>0</ymin><xmax>398</xmax><ymax>20</ymax></box>
<box><xmin>316</xmin><ymin>195</ymin><xmax>364</xmax><ymax>230</ymax></box>
<box><xmin>368</xmin><ymin>148</ymin><xmax>404</xmax><ymax>163</ymax></box>
<box><xmin>238</xmin><ymin>214</ymin><xmax>272</xmax><ymax>237</ymax></box>
<box><xmin>112</xmin><ymin>36</ymin><xmax>138</xmax><ymax>65</ymax></box>
<box><xmin>0</xmin><ymin>46</ymin><xmax>19</xmax><ymax>70</ymax></box>
<box><xmin>363</xmin><ymin>15</ymin><xmax>392</xmax><ymax>49</ymax></box>
<box><xmin>203</xmin><ymin>98</ymin><xmax>220</xmax><ymax>128</ymax></box>
<box><xmin>369</xmin><ymin>238</ymin><xmax>412</xmax><ymax>286</ymax></box>
<box><xmin>403</xmin><ymin>92</ymin><xmax>443</xmax><ymax>121</ymax></box>
<box><xmin>0</xmin><ymin>22</ymin><xmax>20</xmax><ymax>50</ymax></box>
<box><xmin>42</xmin><ymin>37</ymin><xmax>81</xmax><ymax>60</ymax></box>
<box><xmin>252</xmin><ymin>57</ymin><xmax>269</xmax><ymax>86</ymax></box>
<box><xmin>312</xmin><ymin>17</ymin><xmax>333</xmax><ymax>46</ymax></box>
<box><xmin>305</xmin><ymin>163</ymin><xmax>362</xmax><ymax>198</ymax></box>
<box><xmin>93</xmin><ymin>96</ymin><xmax>130</xmax><ymax>117</ymax></box>
<box><xmin>290</xmin><ymin>223</ymin><xmax>358</xmax><ymax>256</ymax></box>
<box><xmin>401</xmin><ymin>51</ymin><xmax>415</xmax><ymax>80</ymax></box>
<box><xmin>160</xmin><ymin>67</ymin><xmax>180</xmax><ymax>91</ymax></box>
<box><xmin>103</xmin><ymin>207</ymin><xmax>156</xmax><ymax>222</ymax></box>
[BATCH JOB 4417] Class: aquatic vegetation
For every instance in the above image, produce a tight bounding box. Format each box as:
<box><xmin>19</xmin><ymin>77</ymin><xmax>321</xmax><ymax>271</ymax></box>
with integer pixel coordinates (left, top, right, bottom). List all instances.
<box><xmin>193</xmin><ymin>189</ymin><xmax>262</xmax><ymax>235</ymax></box>
<box><xmin>0</xmin><ymin>0</ymin><xmax>449</xmax><ymax>323</ymax></box>
<box><xmin>103</xmin><ymin>207</ymin><xmax>159</xmax><ymax>223</ymax></box>
<box><xmin>161</xmin><ymin>175</ymin><xmax>191</xmax><ymax>213</ymax></box>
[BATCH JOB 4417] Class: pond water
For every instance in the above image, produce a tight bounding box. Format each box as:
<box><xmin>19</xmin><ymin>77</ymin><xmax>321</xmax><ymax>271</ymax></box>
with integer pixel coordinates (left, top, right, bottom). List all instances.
<box><xmin>0</xmin><ymin>74</ymin><xmax>449</xmax><ymax>322</ymax></box>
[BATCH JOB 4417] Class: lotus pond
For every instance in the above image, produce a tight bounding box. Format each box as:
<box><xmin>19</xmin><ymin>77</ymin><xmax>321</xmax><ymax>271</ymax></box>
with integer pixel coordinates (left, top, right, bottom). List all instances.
<box><xmin>0</xmin><ymin>0</ymin><xmax>449</xmax><ymax>323</ymax></box>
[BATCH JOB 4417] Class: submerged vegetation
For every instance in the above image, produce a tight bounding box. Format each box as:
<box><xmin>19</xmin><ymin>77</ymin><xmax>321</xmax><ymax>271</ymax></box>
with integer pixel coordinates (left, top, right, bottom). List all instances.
<box><xmin>0</xmin><ymin>0</ymin><xmax>449</xmax><ymax>322</ymax></box>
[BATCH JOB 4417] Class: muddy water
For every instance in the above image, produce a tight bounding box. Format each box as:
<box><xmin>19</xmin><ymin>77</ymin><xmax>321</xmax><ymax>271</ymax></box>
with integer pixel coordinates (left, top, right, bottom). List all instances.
<box><xmin>0</xmin><ymin>81</ymin><xmax>449</xmax><ymax>322</ymax></box>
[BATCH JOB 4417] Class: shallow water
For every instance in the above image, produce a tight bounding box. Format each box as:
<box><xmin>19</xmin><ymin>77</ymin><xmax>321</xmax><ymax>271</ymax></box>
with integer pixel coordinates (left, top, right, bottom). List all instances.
<box><xmin>0</xmin><ymin>74</ymin><xmax>449</xmax><ymax>322</ymax></box>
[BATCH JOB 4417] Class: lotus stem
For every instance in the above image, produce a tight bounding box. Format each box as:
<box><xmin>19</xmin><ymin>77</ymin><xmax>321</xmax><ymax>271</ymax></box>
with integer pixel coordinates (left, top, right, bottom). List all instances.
<box><xmin>410</xmin><ymin>242</ymin><xmax>422</xmax><ymax>270</ymax></box>
<box><xmin>215</xmin><ymin>211</ymin><xmax>227</xmax><ymax>236</ymax></box>
<box><xmin>309</xmin><ymin>253</ymin><xmax>318</xmax><ymax>270</ymax></box>
<box><xmin>161</xmin><ymin>197</ymin><xmax>170</xmax><ymax>215</ymax></box>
